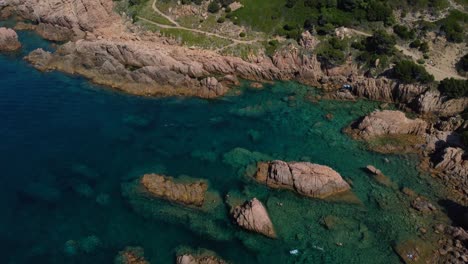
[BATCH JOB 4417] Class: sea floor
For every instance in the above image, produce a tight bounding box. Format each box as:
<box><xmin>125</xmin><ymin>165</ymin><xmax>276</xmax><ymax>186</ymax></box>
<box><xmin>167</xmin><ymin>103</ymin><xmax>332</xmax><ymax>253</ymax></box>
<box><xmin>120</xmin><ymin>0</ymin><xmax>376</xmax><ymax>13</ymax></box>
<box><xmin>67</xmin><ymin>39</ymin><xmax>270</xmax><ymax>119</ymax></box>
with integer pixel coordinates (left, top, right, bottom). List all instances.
<box><xmin>0</xmin><ymin>30</ymin><xmax>449</xmax><ymax>263</ymax></box>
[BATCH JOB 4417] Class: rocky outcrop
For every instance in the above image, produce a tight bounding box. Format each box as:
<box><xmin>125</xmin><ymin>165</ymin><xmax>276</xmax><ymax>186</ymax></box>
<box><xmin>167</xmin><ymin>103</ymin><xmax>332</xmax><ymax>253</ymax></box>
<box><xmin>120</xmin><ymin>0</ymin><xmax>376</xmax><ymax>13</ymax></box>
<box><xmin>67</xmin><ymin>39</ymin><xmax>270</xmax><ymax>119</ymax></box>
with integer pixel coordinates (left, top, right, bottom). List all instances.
<box><xmin>140</xmin><ymin>174</ymin><xmax>207</xmax><ymax>207</ymax></box>
<box><xmin>176</xmin><ymin>254</ymin><xmax>227</xmax><ymax>264</ymax></box>
<box><xmin>255</xmin><ymin>160</ymin><xmax>350</xmax><ymax>199</ymax></box>
<box><xmin>350</xmin><ymin>77</ymin><xmax>427</xmax><ymax>104</ymax></box>
<box><xmin>415</xmin><ymin>90</ymin><xmax>468</xmax><ymax>117</ymax></box>
<box><xmin>114</xmin><ymin>247</ymin><xmax>149</xmax><ymax>264</ymax></box>
<box><xmin>231</xmin><ymin>198</ymin><xmax>276</xmax><ymax>238</ymax></box>
<box><xmin>434</xmin><ymin>147</ymin><xmax>468</xmax><ymax>179</ymax></box>
<box><xmin>0</xmin><ymin>27</ymin><xmax>20</xmax><ymax>51</ymax></box>
<box><xmin>3</xmin><ymin>0</ymin><xmax>119</xmax><ymax>41</ymax></box>
<box><xmin>351</xmin><ymin>110</ymin><xmax>428</xmax><ymax>140</ymax></box>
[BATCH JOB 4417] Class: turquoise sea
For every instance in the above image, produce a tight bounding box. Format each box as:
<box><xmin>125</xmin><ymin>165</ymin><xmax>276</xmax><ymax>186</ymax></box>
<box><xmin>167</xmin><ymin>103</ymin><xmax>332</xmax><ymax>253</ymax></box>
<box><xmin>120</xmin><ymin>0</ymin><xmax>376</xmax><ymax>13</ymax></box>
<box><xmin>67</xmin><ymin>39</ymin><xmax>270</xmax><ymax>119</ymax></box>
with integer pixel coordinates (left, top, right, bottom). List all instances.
<box><xmin>0</xmin><ymin>30</ymin><xmax>447</xmax><ymax>263</ymax></box>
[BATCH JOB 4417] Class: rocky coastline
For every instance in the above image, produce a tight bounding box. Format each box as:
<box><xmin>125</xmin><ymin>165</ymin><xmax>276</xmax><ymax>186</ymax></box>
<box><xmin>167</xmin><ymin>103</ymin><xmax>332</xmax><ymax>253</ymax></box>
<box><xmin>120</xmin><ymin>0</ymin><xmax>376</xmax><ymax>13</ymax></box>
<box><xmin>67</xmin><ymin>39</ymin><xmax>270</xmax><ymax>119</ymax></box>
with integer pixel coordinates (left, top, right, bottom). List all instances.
<box><xmin>2</xmin><ymin>0</ymin><xmax>468</xmax><ymax>263</ymax></box>
<box><xmin>0</xmin><ymin>27</ymin><xmax>21</xmax><ymax>51</ymax></box>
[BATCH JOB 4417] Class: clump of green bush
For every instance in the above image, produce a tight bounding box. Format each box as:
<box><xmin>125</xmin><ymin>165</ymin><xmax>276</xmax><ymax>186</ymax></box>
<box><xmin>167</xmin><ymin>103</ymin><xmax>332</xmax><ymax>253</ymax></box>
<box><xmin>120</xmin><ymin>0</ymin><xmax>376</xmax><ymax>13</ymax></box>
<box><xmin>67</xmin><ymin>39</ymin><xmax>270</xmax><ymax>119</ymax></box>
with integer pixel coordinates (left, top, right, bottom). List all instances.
<box><xmin>438</xmin><ymin>78</ymin><xmax>468</xmax><ymax>99</ymax></box>
<box><xmin>392</xmin><ymin>60</ymin><xmax>434</xmax><ymax>84</ymax></box>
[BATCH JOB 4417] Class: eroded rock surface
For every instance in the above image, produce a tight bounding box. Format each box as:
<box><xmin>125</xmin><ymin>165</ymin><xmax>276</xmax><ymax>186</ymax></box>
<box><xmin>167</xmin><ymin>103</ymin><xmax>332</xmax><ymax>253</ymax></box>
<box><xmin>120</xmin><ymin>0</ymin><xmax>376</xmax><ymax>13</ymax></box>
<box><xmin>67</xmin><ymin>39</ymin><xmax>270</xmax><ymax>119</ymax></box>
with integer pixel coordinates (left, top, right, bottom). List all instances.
<box><xmin>0</xmin><ymin>27</ymin><xmax>20</xmax><ymax>51</ymax></box>
<box><xmin>176</xmin><ymin>254</ymin><xmax>227</xmax><ymax>264</ymax></box>
<box><xmin>435</xmin><ymin>147</ymin><xmax>468</xmax><ymax>179</ymax></box>
<box><xmin>255</xmin><ymin>160</ymin><xmax>350</xmax><ymax>199</ymax></box>
<box><xmin>352</xmin><ymin>110</ymin><xmax>427</xmax><ymax>140</ymax></box>
<box><xmin>140</xmin><ymin>174</ymin><xmax>207</xmax><ymax>207</ymax></box>
<box><xmin>114</xmin><ymin>247</ymin><xmax>149</xmax><ymax>264</ymax></box>
<box><xmin>231</xmin><ymin>198</ymin><xmax>276</xmax><ymax>238</ymax></box>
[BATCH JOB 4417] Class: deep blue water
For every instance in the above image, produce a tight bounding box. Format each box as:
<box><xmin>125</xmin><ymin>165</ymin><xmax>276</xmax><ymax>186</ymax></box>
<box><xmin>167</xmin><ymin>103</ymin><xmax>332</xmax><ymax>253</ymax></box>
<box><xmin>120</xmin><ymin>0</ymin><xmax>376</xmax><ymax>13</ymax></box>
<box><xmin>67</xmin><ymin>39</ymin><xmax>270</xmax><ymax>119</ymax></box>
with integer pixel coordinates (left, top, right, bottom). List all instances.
<box><xmin>0</xmin><ymin>30</ymin><xmax>446</xmax><ymax>263</ymax></box>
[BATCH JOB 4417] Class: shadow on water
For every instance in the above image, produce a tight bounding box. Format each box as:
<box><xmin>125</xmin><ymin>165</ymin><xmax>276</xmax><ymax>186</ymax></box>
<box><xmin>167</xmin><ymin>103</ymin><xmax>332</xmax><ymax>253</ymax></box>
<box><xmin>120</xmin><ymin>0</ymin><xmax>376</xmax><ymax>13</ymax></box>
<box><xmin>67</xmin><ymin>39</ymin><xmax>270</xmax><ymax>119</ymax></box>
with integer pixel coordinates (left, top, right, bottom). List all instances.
<box><xmin>438</xmin><ymin>199</ymin><xmax>468</xmax><ymax>229</ymax></box>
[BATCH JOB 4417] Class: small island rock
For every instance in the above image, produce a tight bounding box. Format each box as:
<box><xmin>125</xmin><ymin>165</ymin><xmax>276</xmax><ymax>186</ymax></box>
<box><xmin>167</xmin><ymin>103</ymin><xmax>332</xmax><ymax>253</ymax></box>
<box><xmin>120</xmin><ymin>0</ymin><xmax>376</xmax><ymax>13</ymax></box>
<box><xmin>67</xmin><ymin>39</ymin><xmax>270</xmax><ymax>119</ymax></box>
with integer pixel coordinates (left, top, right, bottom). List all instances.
<box><xmin>114</xmin><ymin>247</ymin><xmax>149</xmax><ymax>264</ymax></box>
<box><xmin>141</xmin><ymin>174</ymin><xmax>207</xmax><ymax>207</ymax></box>
<box><xmin>255</xmin><ymin>160</ymin><xmax>350</xmax><ymax>199</ymax></box>
<box><xmin>0</xmin><ymin>27</ymin><xmax>21</xmax><ymax>51</ymax></box>
<box><xmin>176</xmin><ymin>254</ymin><xmax>227</xmax><ymax>264</ymax></box>
<box><xmin>232</xmin><ymin>198</ymin><xmax>276</xmax><ymax>238</ymax></box>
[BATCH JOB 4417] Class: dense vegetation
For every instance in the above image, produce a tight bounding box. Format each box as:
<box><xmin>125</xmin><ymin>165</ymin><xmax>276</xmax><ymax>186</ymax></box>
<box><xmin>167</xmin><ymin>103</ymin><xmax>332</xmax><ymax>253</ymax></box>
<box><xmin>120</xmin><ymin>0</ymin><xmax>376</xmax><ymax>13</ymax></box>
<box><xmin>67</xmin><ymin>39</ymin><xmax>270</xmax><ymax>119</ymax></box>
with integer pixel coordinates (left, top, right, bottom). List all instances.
<box><xmin>392</xmin><ymin>60</ymin><xmax>434</xmax><ymax>84</ymax></box>
<box><xmin>438</xmin><ymin>78</ymin><xmax>468</xmax><ymax>99</ymax></box>
<box><xmin>457</xmin><ymin>54</ymin><xmax>468</xmax><ymax>75</ymax></box>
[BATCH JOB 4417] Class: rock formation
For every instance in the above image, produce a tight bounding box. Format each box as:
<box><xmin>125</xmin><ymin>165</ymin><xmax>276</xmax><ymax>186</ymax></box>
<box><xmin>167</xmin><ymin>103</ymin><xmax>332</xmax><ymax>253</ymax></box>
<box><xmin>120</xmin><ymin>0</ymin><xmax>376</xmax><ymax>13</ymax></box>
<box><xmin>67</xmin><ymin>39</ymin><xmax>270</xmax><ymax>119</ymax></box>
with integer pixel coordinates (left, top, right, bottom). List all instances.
<box><xmin>176</xmin><ymin>254</ymin><xmax>227</xmax><ymax>264</ymax></box>
<box><xmin>434</xmin><ymin>147</ymin><xmax>468</xmax><ymax>179</ymax></box>
<box><xmin>415</xmin><ymin>90</ymin><xmax>468</xmax><ymax>117</ymax></box>
<box><xmin>255</xmin><ymin>160</ymin><xmax>350</xmax><ymax>199</ymax></box>
<box><xmin>231</xmin><ymin>198</ymin><xmax>276</xmax><ymax>238</ymax></box>
<box><xmin>365</xmin><ymin>165</ymin><xmax>393</xmax><ymax>187</ymax></box>
<box><xmin>140</xmin><ymin>174</ymin><xmax>207</xmax><ymax>207</ymax></box>
<box><xmin>0</xmin><ymin>27</ymin><xmax>21</xmax><ymax>51</ymax></box>
<box><xmin>351</xmin><ymin>110</ymin><xmax>427</xmax><ymax>140</ymax></box>
<box><xmin>114</xmin><ymin>247</ymin><xmax>150</xmax><ymax>264</ymax></box>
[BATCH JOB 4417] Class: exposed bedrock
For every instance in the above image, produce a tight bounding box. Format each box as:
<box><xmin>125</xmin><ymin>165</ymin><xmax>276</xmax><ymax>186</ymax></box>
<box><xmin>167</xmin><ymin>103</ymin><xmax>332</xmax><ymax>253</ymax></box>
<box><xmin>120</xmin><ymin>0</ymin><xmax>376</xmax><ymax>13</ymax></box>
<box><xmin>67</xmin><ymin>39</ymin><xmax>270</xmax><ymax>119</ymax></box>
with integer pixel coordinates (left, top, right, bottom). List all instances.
<box><xmin>414</xmin><ymin>90</ymin><xmax>468</xmax><ymax>117</ymax></box>
<box><xmin>231</xmin><ymin>198</ymin><xmax>276</xmax><ymax>238</ymax></box>
<box><xmin>140</xmin><ymin>174</ymin><xmax>208</xmax><ymax>207</ymax></box>
<box><xmin>0</xmin><ymin>27</ymin><xmax>21</xmax><ymax>51</ymax></box>
<box><xmin>176</xmin><ymin>254</ymin><xmax>227</xmax><ymax>264</ymax></box>
<box><xmin>114</xmin><ymin>247</ymin><xmax>150</xmax><ymax>264</ymax></box>
<box><xmin>254</xmin><ymin>160</ymin><xmax>351</xmax><ymax>199</ymax></box>
<box><xmin>350</xmin><ymin>110</ymin><xmax>428</xmax><ymax>140</ymax></box>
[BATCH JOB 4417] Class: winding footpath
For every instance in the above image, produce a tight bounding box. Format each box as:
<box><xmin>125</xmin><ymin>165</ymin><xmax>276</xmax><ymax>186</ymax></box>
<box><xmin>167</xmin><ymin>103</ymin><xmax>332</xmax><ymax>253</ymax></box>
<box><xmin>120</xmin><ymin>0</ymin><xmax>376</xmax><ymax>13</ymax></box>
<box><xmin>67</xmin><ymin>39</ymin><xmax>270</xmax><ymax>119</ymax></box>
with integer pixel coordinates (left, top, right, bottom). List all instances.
<box><xmin>137</xmin><ymin>0</ymin><xmax>259</xmax><ymax>46</ymax></box>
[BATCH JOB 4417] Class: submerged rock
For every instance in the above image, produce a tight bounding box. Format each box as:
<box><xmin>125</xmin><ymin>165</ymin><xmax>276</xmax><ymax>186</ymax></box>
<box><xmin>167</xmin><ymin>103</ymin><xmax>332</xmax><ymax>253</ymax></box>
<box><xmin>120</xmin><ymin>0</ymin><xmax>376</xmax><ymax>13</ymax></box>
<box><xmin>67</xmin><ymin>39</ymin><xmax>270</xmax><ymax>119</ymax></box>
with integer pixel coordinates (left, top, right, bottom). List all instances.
<box><xmin>176</xmin><ymin>254</ymin><xmax>227</xmax><ymax>264</ymax></box>
<box><xmin>114</xmin><ymin>247</ymin><xmax>149</xmax><ymax>264</ymax></box>
<box><xmin>365</xmin><ymin>165</ymin><xmax>393</xmax><ymax>187</ymax></box>
<box><xmin>231</xmin><ymin>198</ymin><xmax>276</xmax><ymax>238</ymax></box>
<box><xmin>140</xmin><ymin>174</ymin><xmax>207</xmax><ymax>207</ymax></box>
<box><xmin>255</xmin><ymin>160</ymin><xmax>350</xmax><ymax>199</ymax></box>
<box><xmin>411</xmin><ymin>197</ymin><xmax>437</xmax><ymax>213</ymax></box>
<box><xmin>0</xmin><ymin>27</ymin><xmax>21</xmax><ymax>51</ymax></box>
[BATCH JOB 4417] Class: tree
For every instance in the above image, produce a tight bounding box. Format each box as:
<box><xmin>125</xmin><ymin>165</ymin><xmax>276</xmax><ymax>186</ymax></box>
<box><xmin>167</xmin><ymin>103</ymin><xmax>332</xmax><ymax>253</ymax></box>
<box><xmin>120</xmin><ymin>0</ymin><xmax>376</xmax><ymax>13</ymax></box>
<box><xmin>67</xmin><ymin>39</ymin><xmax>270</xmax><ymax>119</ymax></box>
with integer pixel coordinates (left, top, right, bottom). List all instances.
<box><xmin>438</xmin><ymin>78</ymin><xmax>468</xmax><ymax>99</ymax></box>
<box><xmin>365</xmin><ymin>30</ymin><xmax>396</xmax><ymax>55</ymax></box>
<box><xmin>456</xmin><ymin>54</ymin><xmax>468</xmax><ymax>75</ymax></box>
<box><xmin>392</xmin><ymin>60</ymin><xmax>434</xmax><ymax>84</ymax></box>
<box><xmin>208</xmin><ymin>1</ymin><xmax>220</xmax><ymax>13</ymax></box>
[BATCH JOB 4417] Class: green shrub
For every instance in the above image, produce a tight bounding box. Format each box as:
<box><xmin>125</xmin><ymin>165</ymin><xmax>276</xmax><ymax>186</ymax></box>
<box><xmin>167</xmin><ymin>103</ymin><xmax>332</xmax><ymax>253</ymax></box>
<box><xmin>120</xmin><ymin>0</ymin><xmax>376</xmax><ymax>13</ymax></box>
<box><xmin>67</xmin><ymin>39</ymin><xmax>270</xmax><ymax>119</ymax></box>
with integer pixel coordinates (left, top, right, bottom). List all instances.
<box><xmin>419</xmin><ymin>42</ymin><xmax>429</xmax><ymax>53</ymax></box>
<box><xmin>239</xmin><ymin>32</ymin><xmax>246</xmax><ymax>37</ymax></box>
<box><xmin>392</xmin><ymin>60</ymin><xmax>434</xmax><ymax>84</ymax></box>
<box><xmin>417</xmin><ymin>59</ymin><xmax>425</xmax><ymax>64</ymax></box>
<box><xmin>393</xmin><ymin>25</ymin><xmax>415</xmax><ymax>39</ymax></box>
<box><xmin>317</xmin><ymin>43</ymin><xmax>346</xmax><ymax>68</ymax></box>
<box><xmin>438</xmin><ymin>78</ymin><xmax>468</xmax><ymax>99</ymax></box>
<box><xmin>365</xmin><ymin>30</ymin><xmax>396</xmax><ymax>55</ymax></box>
<box><xmin>456</xmin><ymin>54</ymin><xmax>468</xmax><ymax>74</ymax></box>
<box><xmin>225</xmin><ymin>6</ymin><xmax>231</xmax><ymax>13</ymax></box>
<box><xmin>208</xmin><ymin>1</ymin><xmax>220</xmax><ymax>13</ymax></box>
<box><xmin>217</xmin><ymin>17</ymin><xmax>225</xmax><ymax>23</ymax></box>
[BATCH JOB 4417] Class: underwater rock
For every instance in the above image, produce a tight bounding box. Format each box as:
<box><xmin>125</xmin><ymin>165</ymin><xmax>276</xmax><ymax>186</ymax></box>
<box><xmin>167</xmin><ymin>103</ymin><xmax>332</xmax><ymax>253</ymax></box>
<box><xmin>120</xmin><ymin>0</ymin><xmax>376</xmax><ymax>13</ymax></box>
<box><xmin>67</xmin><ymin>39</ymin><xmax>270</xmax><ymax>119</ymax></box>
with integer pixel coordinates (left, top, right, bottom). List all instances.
<box><xmin>63</xmin><ymin>240</ymin><xmax>79</xmax><ymax>256</ymax></box>
<box><xmin>20</xmin><ymin>182</ymin><xmax>61</xmax><ymax>203</ymax></box>
<box><xmin>96</xmin><ymin>193</ymin><xmax>110</xmax><ymax>206</ymax></box>
<box><xmin>222</xmin><ymin>148</ymin><xmax>271</xmax><ymax>169</ymax></box>
<box><xmin>352</xmin><ymin>110</ymin><xmax>427</xmax><ymax>140</ymax></box>
<box><xmin>231</xmin><ymin>198</ymin><xmax>276</xmax><ymax>238</ymax></box>
<box><xmin>79</xmin><ymin>235</ymin><xmax>101</xmax><ymax>253</ymax></box>
<box><xmin>141</xmin><ymin>174</ymin><xmax>207</xmax><ymax>207</ymax></box>
<box><xmin>71</xmin><ymin>164</ymin><xmax>100</xmax><ymax>180</ymax></box>
<box><xmin>365</xmin><ymin>165</ymin><xmax>393</xmax><ymax>187</ymax></box>
<box><xmin>393</xmin><ymin>239</ymin><xmax>434</xmax><ymax>264</ymax></box>
<box><xmin>411</xmin><ymin>197</ymin><xmax>437</xmax><ymax>213</ymax></box>
<box><xmin>255</xmin><ymin>160</ymin><xmax>351</xmax><ymax>199</ymax></box>
<box><xmin>114</xmin><ymin>247</ymin><xmax>149</xmax><ymax>264</ymax></box>
<box><xmin>0</xmin><ymin>27</ymin><xmax>21</xmax><ymax>51</ymax></box>
<box><xmin>176</xmin><ymin>254</ymin><xmax>227</xmax><ymax>264</ymax></box>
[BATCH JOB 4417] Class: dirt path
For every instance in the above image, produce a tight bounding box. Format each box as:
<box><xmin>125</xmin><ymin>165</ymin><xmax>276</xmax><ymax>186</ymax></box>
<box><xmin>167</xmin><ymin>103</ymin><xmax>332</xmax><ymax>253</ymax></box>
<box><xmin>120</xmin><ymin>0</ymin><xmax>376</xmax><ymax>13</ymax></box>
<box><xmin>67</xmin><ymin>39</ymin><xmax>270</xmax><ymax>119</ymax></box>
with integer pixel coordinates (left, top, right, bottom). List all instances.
<box><xmin>138</xmin><ymin>0</ymin><xmax>259</xmax><ymax>45</ymax></box>
<box><xmin>350</xmin><ymin>29</ymin><xmax>466</xmax><ymax>81</ymax></box>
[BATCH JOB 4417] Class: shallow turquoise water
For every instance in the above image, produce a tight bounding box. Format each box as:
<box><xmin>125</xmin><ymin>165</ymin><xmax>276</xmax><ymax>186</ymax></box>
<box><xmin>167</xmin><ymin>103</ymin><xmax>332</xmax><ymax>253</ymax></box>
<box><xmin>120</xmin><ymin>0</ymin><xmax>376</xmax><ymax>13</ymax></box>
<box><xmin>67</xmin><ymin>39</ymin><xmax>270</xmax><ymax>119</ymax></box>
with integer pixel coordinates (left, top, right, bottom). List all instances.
<box><xmin>0</xmin><ymin>31</ymin><xmax>445</xmax><ymax>263</ymax></box>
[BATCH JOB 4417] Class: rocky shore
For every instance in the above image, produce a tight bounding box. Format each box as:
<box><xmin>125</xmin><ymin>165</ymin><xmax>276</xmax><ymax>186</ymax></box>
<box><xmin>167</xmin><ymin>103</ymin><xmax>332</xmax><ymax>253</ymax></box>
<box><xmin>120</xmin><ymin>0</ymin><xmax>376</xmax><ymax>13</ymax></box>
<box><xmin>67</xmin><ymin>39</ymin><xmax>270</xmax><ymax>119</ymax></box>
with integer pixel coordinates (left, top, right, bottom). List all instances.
<box><xmin>0</xmin><ymin>27</ymin><xmax>21</xmax><ymax>51</ymax></box>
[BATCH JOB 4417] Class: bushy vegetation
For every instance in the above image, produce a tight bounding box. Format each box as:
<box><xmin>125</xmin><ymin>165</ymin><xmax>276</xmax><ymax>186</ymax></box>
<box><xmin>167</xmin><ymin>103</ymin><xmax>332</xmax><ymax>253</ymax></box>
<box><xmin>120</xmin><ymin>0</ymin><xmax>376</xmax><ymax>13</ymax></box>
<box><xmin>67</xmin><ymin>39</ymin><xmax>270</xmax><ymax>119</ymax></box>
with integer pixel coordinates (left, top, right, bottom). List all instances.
<box><xmin>438</xmin><ymin>78</ymin><xmax>468</xmax><ymax>99</ymax></box>
<box><xmin>392</xmin><ymin>60</ymin><xmax>434</xmax><ymax>84</ymax></box>
<box><xmin>316</xmin><ymin>37</ymin><xmax>347</xmax><ymax>68</ymax></box>
<box><xmin>457</xmin><ymin>54</ymin><xmax>468</xmax><ymax>75</ymax></box>
<box><xmin>436</xmin><ymin>10</ymin><xmax>468</xmax><ymax>43</ymax></box>
<box><xmin>393</xmin><ymin>25</ymin><xmax>415</xmax><ymax>40</ymax></box>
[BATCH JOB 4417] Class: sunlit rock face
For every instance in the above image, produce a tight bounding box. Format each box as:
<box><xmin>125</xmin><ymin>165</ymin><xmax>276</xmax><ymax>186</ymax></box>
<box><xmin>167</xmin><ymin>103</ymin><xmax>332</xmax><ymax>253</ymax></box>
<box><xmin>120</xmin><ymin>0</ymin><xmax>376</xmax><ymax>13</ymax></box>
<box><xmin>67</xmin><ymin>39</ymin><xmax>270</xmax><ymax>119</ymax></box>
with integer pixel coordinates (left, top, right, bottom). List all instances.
<box><xmin>0</xmin><ymin>27</ymin><xmax>21</xmax><ymax>51</ymax></box>
<box><xmin>231</xmin><ymin>198</ymin><xmax>276</xmax><ymax>238</ymax></box>
<box><xmin>255</xmin><ymin>160</ymin><xmax>351</xmax><ymax>199</ymax></box>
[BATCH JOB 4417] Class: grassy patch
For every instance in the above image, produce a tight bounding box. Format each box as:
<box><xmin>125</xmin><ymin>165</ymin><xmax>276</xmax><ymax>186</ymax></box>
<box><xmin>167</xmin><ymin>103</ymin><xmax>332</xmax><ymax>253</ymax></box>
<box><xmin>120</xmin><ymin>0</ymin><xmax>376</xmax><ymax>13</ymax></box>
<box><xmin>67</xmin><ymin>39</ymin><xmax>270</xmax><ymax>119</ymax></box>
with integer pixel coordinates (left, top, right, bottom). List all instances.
<box><xmin>367</xmin><ymin>134</ymin><xmax>425</xmax><ymax>154</ymax></box>
<box><xmin>134</xmin><ymin>0</ymin><xmax>175</xmax><ymax>26</ymax></box>
<box><xmin>138</xmin><ymin>20</ymin><xmax>233</xmax><ymax>49</ymax></box>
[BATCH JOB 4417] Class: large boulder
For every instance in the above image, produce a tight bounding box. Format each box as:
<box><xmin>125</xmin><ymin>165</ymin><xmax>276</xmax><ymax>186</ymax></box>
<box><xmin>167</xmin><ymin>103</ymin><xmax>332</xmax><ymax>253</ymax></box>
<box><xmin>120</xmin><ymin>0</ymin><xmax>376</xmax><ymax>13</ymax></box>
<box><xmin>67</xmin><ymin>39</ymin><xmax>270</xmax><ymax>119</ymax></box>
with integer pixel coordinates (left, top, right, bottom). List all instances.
<box><xmin>434</xmin><ymin>147</ymin><xmax>468</xmax><ymax>179</ymax></box>
<box><xmin>255</xmin><ymin>160</ymin><xmax>350</xmax><ymax>199</ymax></box>
<box><xmin>231</xmin><ymin>198</ymin><xmax>276</xmax><ymax>238</ymax></box>
<box><xmin>353</xmin><ymin>110</ymin><xmax>427</xmax><ymax>140</ymax></box>
<box><xmin>0</xmin><ymin>27</ymin><xmax>21</xmax><ymax>51</ymax></box>
<box><xmin>176</xmin><ymin>254</ymin><xmax>227</xmax><ymax>264</ymax></box>
<box><xmin>114</xmin><ymin>247</ymin><xmax>149</xmax><ymax>264</ymax></box>
<box><xmin>415</xmin><ymin>90</ymin><xmax>468</xmax><ymax>117</ymax></box>
<box><xmin>140</xmin><ymin>174</ymin><xmax>207</xmax><ymax>207</ymax></box>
